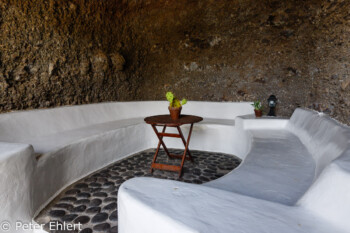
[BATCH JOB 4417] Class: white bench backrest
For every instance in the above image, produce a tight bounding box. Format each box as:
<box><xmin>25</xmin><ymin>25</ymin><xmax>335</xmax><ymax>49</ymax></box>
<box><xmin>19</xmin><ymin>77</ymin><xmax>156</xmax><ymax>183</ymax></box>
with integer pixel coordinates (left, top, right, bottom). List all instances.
<box><xmin>298</xmin><ymin>151</ymin><xmax>350</xmax><ymax>232</ymax></box>
<box><xmin>0</xmin><ymin>101</ymin><xmax>253</xmax><ymax>141</ymax></box>
<box><xmin>289</xmin><ymin>108</ymin><xmax>350</xmax><ymax>231</ymax></box>
<box><xmin>287</xmin><ymin>108</ymin><xmax>350</xmax><ymax>177</ymax></box>
<box><xmin>0</xmin><ymin>102</ymin><xmax>167</xmax><ymax>140</ymax></box>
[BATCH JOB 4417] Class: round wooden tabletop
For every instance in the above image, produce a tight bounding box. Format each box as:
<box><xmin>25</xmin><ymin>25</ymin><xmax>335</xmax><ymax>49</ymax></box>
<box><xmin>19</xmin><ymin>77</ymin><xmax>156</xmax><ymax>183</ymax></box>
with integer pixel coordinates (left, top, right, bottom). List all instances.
<box><xmin>144</xmin><ymin>114</ymin><xmax>203</xmax><ymax>126</ymax></box>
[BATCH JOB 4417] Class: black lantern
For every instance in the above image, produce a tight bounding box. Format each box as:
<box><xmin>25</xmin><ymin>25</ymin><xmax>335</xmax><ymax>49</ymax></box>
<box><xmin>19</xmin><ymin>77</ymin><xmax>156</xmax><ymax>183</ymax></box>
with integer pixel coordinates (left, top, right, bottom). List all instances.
<box><xmin>267</xmin><ymin>95</ymin><xmax>277</xmax><ymax>117</ymax></box>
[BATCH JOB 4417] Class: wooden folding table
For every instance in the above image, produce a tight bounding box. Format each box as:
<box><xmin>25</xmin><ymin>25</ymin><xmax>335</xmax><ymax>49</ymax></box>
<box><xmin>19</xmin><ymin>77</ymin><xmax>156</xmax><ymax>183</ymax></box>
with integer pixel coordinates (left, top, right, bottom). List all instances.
<box><xmin>144</xmin><ymin>114</ymin><xmax>203</xmax><ymax>177</ymax></box>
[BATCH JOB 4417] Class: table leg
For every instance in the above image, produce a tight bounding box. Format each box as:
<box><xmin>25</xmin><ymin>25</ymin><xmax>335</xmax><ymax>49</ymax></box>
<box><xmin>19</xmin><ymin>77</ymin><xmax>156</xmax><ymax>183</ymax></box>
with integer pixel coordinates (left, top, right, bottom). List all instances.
<box><xmin>176</xmin><ymin>126</ymin><xmax>193</xmax><ymax>162</ymax></box>
<box><xmin>178</xmin><ymin>123</ymin><xmax>194</xmax><ymax>177</ymax></box>
<box><xmin>151</xmin><ymin>125</ymin><xmax>172</xmax><ymax>158</ymax></box>
<box><xmin>150</xmin><ymin>125</ymin><xmax>167</xmax><ymax>173</ymax></box>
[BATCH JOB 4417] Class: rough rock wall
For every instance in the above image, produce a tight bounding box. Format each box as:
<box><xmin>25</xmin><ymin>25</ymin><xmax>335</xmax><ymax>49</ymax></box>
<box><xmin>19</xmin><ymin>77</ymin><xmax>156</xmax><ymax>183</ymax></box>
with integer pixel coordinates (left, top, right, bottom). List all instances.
<box><xmin>1</xmin><ymin>0</ymin><xmax>350</xmax><ymax>124</ymax></box>
<box><xmin>132</xmin><ymin>0</ymin><xmax>350</xmax><ymax>124</ymax></box>
<box><xmin>0</xmin><ymin>0</ymin><xmax>139</xmax><ymax>110</ymax></box>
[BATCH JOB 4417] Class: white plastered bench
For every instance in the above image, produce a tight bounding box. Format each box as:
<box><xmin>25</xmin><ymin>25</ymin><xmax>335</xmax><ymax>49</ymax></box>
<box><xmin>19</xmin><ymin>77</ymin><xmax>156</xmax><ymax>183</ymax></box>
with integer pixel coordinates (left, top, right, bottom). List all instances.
<box><xmin>118</xmin><ymin>108</ymin><xmax>350</xmax><ymax>233</ymax></box>
<box><xmin>0</xmin><ymin>101</ymin><xmax>252</xmax><ymax>233</ymax></box>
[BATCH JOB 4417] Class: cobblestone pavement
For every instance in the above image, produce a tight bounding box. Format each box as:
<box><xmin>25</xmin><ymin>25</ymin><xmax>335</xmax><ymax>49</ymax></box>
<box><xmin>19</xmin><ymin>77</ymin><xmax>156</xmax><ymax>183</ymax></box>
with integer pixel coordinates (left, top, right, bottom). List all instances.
<box><xmin>35</xmin><ymin>149</ymin><xmax>241</xmax><ymax>233</ymax></box>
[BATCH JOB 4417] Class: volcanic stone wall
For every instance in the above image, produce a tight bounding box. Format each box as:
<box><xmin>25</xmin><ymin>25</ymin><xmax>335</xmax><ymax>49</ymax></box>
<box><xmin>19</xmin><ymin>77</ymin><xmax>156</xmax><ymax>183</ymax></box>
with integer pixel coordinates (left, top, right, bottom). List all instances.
<box><xmin>0</xmin><ymin>0</ymin><xmax>139</xmax><ymax>110</ymax></box>
<box><xmin>1</xmin><ymin>0</ymin><xmax>350</xmax><ymax>124</ymax></box>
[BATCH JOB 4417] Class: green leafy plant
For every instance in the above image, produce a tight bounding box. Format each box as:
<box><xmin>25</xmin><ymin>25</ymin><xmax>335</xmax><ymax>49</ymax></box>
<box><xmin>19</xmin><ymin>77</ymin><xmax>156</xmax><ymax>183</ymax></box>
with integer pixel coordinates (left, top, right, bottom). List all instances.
<box><xmin>251</xmin><ymin>101</ymin><xmax>263</xmax><ymax>110</ymax></box>
<box><xmin>166</xmin><ymin>92</ymin><xmax>187</xmax><ymax>108</ymax></box>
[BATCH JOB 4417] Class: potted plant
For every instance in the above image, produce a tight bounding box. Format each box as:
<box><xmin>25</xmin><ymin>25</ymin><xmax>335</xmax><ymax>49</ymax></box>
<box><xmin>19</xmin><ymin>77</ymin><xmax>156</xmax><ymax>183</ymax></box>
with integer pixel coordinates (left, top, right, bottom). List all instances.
<box><xmin>166</xmin><ymin>92</ymin><xmax>187</xmax><ymax>120</ymax></box>
<box><xmin>251</xmin><ymin>101</ymin><xmax>263</xmax><ymax>117</ymax></box>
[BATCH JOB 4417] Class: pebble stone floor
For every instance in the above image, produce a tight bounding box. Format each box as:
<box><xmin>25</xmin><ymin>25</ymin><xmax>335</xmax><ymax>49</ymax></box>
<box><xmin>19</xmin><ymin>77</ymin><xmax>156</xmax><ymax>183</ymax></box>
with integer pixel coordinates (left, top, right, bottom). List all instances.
<box><xmin>35</xmin><ymin>149</ymin><xmax>241</xmax><ymax>233</ymax></box>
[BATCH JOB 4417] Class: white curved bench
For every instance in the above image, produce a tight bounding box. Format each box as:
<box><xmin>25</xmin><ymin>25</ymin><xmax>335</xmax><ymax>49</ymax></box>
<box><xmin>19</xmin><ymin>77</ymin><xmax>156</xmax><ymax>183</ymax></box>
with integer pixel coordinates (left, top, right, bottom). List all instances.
<box><xmin>118</xmin><ymin>108</ymin><xmax>350</xmax><ymax>233</ymax></box>
<box><xmin>0</xmin><ymin>101</ymin><xmax>252</xmax><ymax>233</ymax></box>
<box><xmin>205</xmin><ymin>114</ymin><xmax>314</xmax><ymax>205</ymax></box>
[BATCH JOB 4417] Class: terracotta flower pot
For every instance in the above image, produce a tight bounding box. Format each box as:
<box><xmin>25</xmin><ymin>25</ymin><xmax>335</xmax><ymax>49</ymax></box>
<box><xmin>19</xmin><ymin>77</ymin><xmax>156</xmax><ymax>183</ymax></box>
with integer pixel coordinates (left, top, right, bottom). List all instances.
<box><xmin>168</xmin><ymin>106</ymin><xmax>182</xmax><ymax>120</ymax></box>
<box><xmin>254</xmin><ymin>109</ymin><xmax>263</xmax><ymax>117</ymax></box>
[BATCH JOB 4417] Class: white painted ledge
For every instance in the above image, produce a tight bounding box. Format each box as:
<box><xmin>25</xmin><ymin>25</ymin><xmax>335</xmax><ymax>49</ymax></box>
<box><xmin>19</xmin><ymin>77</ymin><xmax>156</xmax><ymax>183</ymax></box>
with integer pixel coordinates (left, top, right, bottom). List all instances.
<box><xmin>235</xmin><ymin>114</ymin><xmax>289</xmax><ymax>130</ymax></box>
